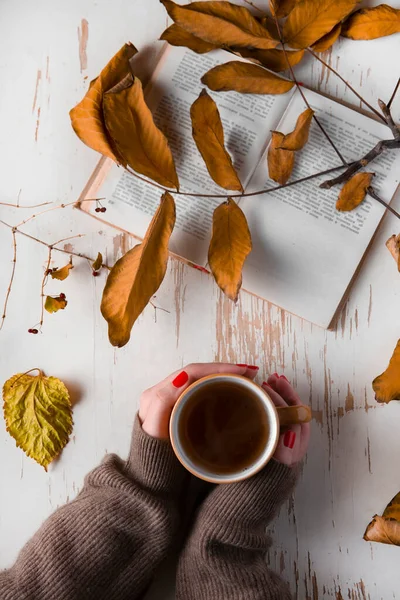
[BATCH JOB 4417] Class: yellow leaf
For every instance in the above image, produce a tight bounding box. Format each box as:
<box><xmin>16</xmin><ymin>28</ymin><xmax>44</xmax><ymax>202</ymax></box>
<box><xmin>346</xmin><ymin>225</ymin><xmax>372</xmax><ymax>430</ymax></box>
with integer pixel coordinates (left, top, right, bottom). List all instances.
<box><xmin>270</xmin><ymin>0</ymin><xmax>299</xmax><ymax>18</ymax></box>
<box><xmin>201</xmin><ymin>61</ymin><xmax>294</xmax><ymax>94</ymax></box>
<box><xmin>336</xmin><ymin>172</ymin><xmax>374</xmax><ymax>211</ymax></box>
<box><xmin>3</xmin><ymin>370</ymin><xmax>72</xmax><ymax>470</ymax></box>
<box><xmin>191</xmin><ymin>90</ymin><xmax>243</xmax><ymax>192</ymax></box>
<box><xmin>101</xmin><ymin>192</ymin><xmax>176</xmax><ymax>347</ymax></box>
<box><xmin>342</xmin><ymin>4</ymin><xmax>400</xmax><ymax>40</ymax></box>
<box><xmin>283</xmin><ymin>0</ymin><xmax>359</xmax><ymax>49</ymax></box>
<box><xmin>268</xmin><ymin>131</ymin><xmax>295</xmax><ymax>184</ymax></box>
<box><xmin>386</xmin><ymin>234</ymin><xmax>400</xmax><ymax>272</ymax></box>
<box><xmin>235</xmin><ymin>48</ymin><xmax>304</xmax><ymax>72</ymax></box>
<box><xmin>372</xmin><ymin>339</ymin><xmax>400</xmax><ymax>403</ymax></box>
<box><xmin>311</xmin><ymin>23</ymin><xmax>342</xmax><ymax>51</ymax></box>
<box><xmin>277</xmin><ymin>108</ymin><xmax>314</xmax><ymax>151</ymax></box>
<box><xmin>50</xmin><ymin>260</ymin><xmax>73</xmax><ymax>281</ymax></box>
<box><xmin>70</xmin><ymin>43</ymin><xmax>138</xmax><ymax>163</ymax></box>
<box><xmin>208</xmin><ymin>198</ymin><xmax>252</xmax><ymax>302</ymax></box>
<box><xmin>103</xmin><ymin>74</ymin><xmax>179</xmax><ymax>190</ymax></box>
<box><xmin>161</xmin><ymin>0</ymin><xmax>279</xmax><ymax>50</ymax></box>
<box><xmin>92</xmin><ymin>252</ymin><xmax>103</xmax><ymax>271</ymax></box>
<box><xmin>160</xmin><ymin>24</ymin><xmax>217</xmax><ymax>53</ymax></box>
<box><xmin>364</xmin><ymin>492</ymin><xmax>400</xmax><ymax>546</ymax></box>
<box><xmin>45</xmin><ymin>296</ymin><xmax>68</xmax><ymax>313</ymax></box>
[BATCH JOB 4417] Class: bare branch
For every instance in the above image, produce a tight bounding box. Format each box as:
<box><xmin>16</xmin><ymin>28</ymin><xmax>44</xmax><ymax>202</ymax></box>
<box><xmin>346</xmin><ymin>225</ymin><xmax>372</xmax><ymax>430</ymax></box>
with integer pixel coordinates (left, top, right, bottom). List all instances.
<box><xmin>0</xmin><ymin>229</ymin><xmax>17</xmax><ymax>330</ymax></box>
<box><xmin>15</xmin><ymin>198</ymin><xmax>104</xmax><ymax>228</ymax></box>
<box><xmin>378</xmin><ymin>100</ymin><xmax>400</xmax><ymax>140</ymax></box>
<box><xmin>367</xmin><ymin>186</ymin><xmax>400</xmax><ymax>220</ymax></box>
<box><xmin>0</xmin><ymin>200</ymin><xmax>52</xmax><ymax>208</ymax></box>
<box><xmin>40</xmin><ymin>247</ymin><xmax>53</xmax><ymax>328</ymax></box>
<box><xmin>388</xmin><ymin>78</ymin><xmax>400</xmax><ymax>110</ymax></box>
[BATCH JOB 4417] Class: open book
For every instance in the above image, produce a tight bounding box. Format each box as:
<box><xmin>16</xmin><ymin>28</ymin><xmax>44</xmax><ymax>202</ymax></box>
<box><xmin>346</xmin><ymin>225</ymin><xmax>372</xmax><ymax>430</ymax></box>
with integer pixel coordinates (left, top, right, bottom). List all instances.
<box><xmin>77</xmin><ymin>44</ymin><xmax>400</xmax><ymax>329</ymax></box>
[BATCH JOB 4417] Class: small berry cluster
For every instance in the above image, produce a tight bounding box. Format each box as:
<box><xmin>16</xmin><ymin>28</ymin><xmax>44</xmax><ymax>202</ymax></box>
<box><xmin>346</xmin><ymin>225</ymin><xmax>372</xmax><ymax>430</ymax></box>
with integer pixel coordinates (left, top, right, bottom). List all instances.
<box><xmin>95</xmin><ymin>206</ymin><xmax>107</xmax><ymax>213</ymax></box>
<box><xmin>28</xmin><ymin>328</ymin><xmax>39</xmax><ymax>334</ymax></box>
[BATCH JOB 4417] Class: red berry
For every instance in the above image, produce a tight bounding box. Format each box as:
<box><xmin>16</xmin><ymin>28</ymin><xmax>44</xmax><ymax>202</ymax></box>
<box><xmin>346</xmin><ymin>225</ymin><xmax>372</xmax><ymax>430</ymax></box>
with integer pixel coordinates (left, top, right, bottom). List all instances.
<box><xmin>95</xmin><ymin>207</ymin><xmax>101</xmax><ymax>213</ymax></box>
<box><xmin>28</xmin><ymin>328</ymin><xmax>33</xmax><ymax>333</ymax></box>
<box><xmin>92</xmin><ymin>270</ymin><xmax>100</xmax><ymax>277</ymax></box>
<box><xmin>28</xmin><ymin>328</ymin><xmax>38</xmax><ymax>334</ymax></box>
<box><xmin>101</xmin><ymin>206</ymin><xmax>107</xmax><ymax>212</ymax></box>
<box><xmin>59</xmin><ymin>293</ymin><xmax>66</xmax><ymax>300</ymax></box>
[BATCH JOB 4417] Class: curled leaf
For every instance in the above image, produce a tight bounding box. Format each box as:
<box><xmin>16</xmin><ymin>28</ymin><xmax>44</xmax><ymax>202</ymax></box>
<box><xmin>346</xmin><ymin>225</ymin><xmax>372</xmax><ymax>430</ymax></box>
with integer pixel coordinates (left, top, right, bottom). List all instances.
<box><xmin>386</xmin><ymin>234</ymin><xmax>400</xmax><ymax>272</ymax></box>
<box><xmin>70</xmin><ymin>43</ymin><xmax>138</xmax><ymax>163</ymax></box>
<box><xmin>277</xmin><ymin>108</ymin><xmax>314</xmax><ymax>151</ymax></box>
<box><xmin>236</xmin><ymin>48</ymin><xmax>304</xmax><ymax>72</ymax></box>
<box><xmin>311</xmin><ymin>23</ymin><xmax>342</xmax><ymax>51</ymax></box>
<box><xmin>336</xmin><ymin>172</ymin><xmax>374</xmax><ymax>212</ymax></box>
<box><xmin>283</xmin><ymin>0</ymin><xmax>358</xmax><ymax>49</ymax></box>
<box><xmin>270</xmin><ymin>0</ymin><xmax>298</xmax><ymax>18</ymax></box>
<box><xmin>268</xmin><ymin>131</ymin><xmax>295</xmax><ymax>184</ymax></box>
<box><xmin>101</xmin><ymin>192</ymin><xmax>176</xmax><ymax>347</ymax></box>
<box><xmin>372</xmin><ymin>339</ymin><xmax>400</xmax><ymax>404</ymax></box>
<box><xmin>103</xmin><ymin>74</ymin><xmax>179</xmax><ymax>190</ymax></box>
<box><xmin>50</xmin><ymin>260</ymin><xmax>73</xmax><ymax>281</ymax></box>
<box><xmin>208</xmin><ymin>198</ymin><xmax>252</xmax><ymax>302</ymax></box>
<box><xmin>364</xmin><ymin>492</ymin><xmax>400</xmax><ymax>546</ymax></box>
<box><xmin>191</xmin><ymin>90</ymin><xmax>242</xmax><ymax>191</ymax></box>
<box><xmin>342</xmin><ymin>4</ymin><xmax>400</xmax><ymax>40</ymax></box>
<box><xmin>161</xmin><ymin>0</ymin><xmax>278</xmax><ymax>50</ymax></box>
<box><xmin>45</xmin><ymin>295</ymin><xmax>68</xmax><ymax>313</ymax></box>
<box><xmin>201</xmin><ymin>61</ymin><xmax>294</xmax><ymax>94</ymax></box>
<box><xmin>160</xmin><ymin>24</ymin><xmax>217</xmax><ymax>53</ymax></box>
<box><xmin>92</xmin><ymin>252</ymin><xmax>103</xmax><ymax>271</ymax></box>
<box><xmin>3</xmin><ymin>370</ymin><xmax>72</xmax><ymax>470</ymax></box>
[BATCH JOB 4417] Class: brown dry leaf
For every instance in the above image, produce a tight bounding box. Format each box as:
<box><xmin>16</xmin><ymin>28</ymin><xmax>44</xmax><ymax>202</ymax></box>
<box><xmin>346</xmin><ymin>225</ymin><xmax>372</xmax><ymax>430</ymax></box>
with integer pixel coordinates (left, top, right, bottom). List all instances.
<box><xmin>70</xmin><ymin>43</ymin><xmax>138</xmax><ymax>163</ymax></box>
<box><xmin>342</xmin><ymin>4</ymin><xmax>400</xmax><ymax>40</ymax></box>
<box><xmin>236</xmin><ymin>48</ymin><xmax>304</xmax><ymax>72</ymax></box>
<box><xmin>270</xmin><ymin>0</ymin><xmax>298</xmax><ymax>18</ymax></box>
<box><xmin>386</xmin><ymin>234</ymin><xmax>400</xmax><ymax>272</ymax></box>
<box><xmin>208</xmin><ymin>198</ymin><xmax>252</xmax><ymax>302</ymax></box>
<box><xmin>336</xmin><ymin>172</ymin><xmax>374</xmax><ymax>211</ymax></box>
<box><xmin>101</xmin><ymin>192</ymin><xmax>176</xmax><ymax>347</ymax></box>
<box><xmin>191</xmin><ymin>90</ymin><xmax>243</xmax><ymax>191</ymax></box>
<box><xmin>311</xmin><ymin>23</ymin><xmax>342</xmax><ymax>51</ymax></box>
<box><xmin>278</xmin><ymin>108</ymin><xmax>314</xmax><ymax>151</ymax></box>
<box><xmin>161</xmin><ymin>0</ymin><xmax>278</xmax><ymax>50</ymax></box>
<box><xmin>45</xmin><ymin>296</ymin><xmax>68</xmax><ymax>314</ymax></box>
<box><xmin>103</xmin><ymin>74</ymin><xmax>179</xmax><ymax>190</ymax></box>
<box><xmin>92</xmin><ymin>252</ymin><xmax>103</xmax><ymax>271</ymax></box>
<box><xmin>268</xmin><ymin>131</ymin><xmax>295</xmax><ymax>184</ymax></box>
<box><xmin>160</xmin><ymin>24</ymin><xmax>217</xmax><ymax>53</ymax></box>
<box><xmin>283</xmin><ymin>0</ymin><xmax>359</xmax><ymax>48</ymax></box>
<box><xmin>202</xmin><ymin>61</ymin><xmax>294</xmax><ymax>94</ymax></box>
<box><xmin>50</xmin><ymin>260</ymin><xmax>73</xmax><ymax>281</ymax></box>
<box><xmin>364</xmin><ymin>492</ymin><xmax>400</xmax><ymax>546</ymax></box>
<box><xmin>372</xmin><ymin>339</ymin><xmax>400</xmax><ymax>403</ymax></box>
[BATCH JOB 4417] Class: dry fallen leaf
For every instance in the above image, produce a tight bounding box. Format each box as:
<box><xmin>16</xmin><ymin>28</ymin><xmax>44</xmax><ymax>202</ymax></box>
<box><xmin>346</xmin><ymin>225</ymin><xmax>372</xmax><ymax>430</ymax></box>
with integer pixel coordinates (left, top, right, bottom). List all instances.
<box><xmin>236</xmin><ymin>48</ymin><xmax>304</xmax><ymax>72</ymax></box>
<box><xmin>45</xmin><ymin>295</ymin><xmax>68</xmax><ymax>313</ymax></box>
<box><xmin>386</xmin><ymin>234</ymin><xmax>400</xmax><ymax>272</ymax></box>
<box><xmin>50</xmin><ymin>260</ymin><xmax>73</xmax><ymax>281</ymax></box>
<box><xmin>161</xmin><ymin>0</ymin><xmax>279</xmax><ymax>50</ymax></box>
<box><xmin>101</xmin><ymin>192</ymin><xmax>176</xmax><ymax>347</ymax></box>
<box><xmin>372</xmin><ymin>339</ymin><xmax>400</xmax><ymax>403</ymax></box>
<box><xmin>278</xmin><ymin>108</ymin><xmax>314</xmax><ymax>151</ymax></box>
<box><xmin>3</xmin><ymin>370</ymin><xmax>72</xmax><ymax>470</ymax></box>
<box><xmin>270</xmin><ymin>0</ymin><xmax>299</xmax><ymax>18</ymax></box>
<box><xmin>191</xmin><ymin>90</ymin><xmax>243</xmax><ymax>191</ymax></box>
<box><xmin>311</xmin><ymin>23</ymin><xmax>342</xmax><ymax>51</ymax></box>
<box><xmin>268</xmin><ymin>131</ymin><xmax>295</xmax><ymax>184</ymax></box>
<box><xmin>208</xmin><ymin>198</ymin><xmax>252</xmax><ymax>302</ymax></box>
<box><xmin>336</xmin><ymin>172</ymin><xmax>374</xmax><ymax>211</ymax></box>
<box><xmin>160</xmin><ymin>23</ymin><xmax>217</xmax><ymax>53</ymax></box>
<box><xmin>103</xmin><ymin>74</ymin><xmax>179</xmax><ymax>190</ymax></box>
<box><xmin>92</xmin><ymin>252</ymin><xmax>103</xmax><ymax>271</ymax></box>
<box><xmin>364</xmin><ymin>492</ymin><xmax>400</xmax><ymax>546</ymax></box>
<box><xmin>202</xmin><ymin>61</ymin><xmax>294</xmax><ymax>94</ymax></box>
<box><xmin>283</xmin><ymin>0</ymin><xmax>358</xmax><ymax>48</ymax></box>
<box><xmin>70</xmin><ymin>43</ymin><xmax>137</xmax><ymax>163</ymax></box>
<box><xmin>342</xmin><ymin>4</ymin><xmax>400</xmax><ymax>40</ymax></box>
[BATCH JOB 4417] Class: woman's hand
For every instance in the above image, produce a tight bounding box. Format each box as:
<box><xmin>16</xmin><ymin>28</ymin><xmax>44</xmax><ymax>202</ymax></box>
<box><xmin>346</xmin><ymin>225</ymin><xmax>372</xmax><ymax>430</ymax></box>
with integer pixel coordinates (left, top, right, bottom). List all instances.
<box><xmin>139</xmin><ymin>362</ymin><xmax>259</xmax><ymax>440</ymax></box>
<box><xmin>262</xmin><ymin>374</ymin><xmax>310</xmax><ymax>467</ymax></box>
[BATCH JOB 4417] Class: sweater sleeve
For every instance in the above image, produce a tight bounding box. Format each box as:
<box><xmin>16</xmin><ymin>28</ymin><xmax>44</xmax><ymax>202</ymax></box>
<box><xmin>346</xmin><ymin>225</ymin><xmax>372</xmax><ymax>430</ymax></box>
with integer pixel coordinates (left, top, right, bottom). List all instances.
<box><xmin>0</xmin><ymin>416</ymin><xmax>186</xmax><ymax>600</ymax></box>
<box><xmin>176</xmin><ymin>460</ymin><xmax>298</xmax><ymax>600</ymax></box>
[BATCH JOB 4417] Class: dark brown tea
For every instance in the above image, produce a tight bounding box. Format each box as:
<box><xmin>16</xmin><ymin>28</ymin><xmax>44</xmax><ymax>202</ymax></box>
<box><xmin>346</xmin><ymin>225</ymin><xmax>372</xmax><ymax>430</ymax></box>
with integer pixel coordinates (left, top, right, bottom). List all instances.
<box><xmin>178</xmin><ymin>381</ymin><xmax>269</xmax><ymax>475</ymax></box>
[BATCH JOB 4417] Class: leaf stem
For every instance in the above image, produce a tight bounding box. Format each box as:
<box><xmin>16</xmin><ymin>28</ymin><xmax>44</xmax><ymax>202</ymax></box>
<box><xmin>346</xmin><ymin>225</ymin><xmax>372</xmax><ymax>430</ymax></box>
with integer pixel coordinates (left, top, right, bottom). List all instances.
<box><xmin>387</xmin><ymin>78</ymin><xmax>400</xmax><ymax>110</ymax></box>
<box><xmin>10</xmin><ymin>369</ymin><xmax>44</xmax><ymax>387</ymax></box>
<box><xmin>0</xmin><ymin>229</ymin><xmax>17</xmax><ymax>331</ymax></box>
<box><xmin>40</xmin><ymin>248</ymin><xmax>53</xmax><ymax>328</ymax></box>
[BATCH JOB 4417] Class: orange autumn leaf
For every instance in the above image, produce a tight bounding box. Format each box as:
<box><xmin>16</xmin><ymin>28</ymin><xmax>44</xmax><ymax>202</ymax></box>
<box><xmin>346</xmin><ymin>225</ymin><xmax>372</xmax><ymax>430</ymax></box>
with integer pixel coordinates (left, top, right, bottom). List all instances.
<box><xmin>201</xmin><ymin>61</ymin><xmax>294</xmax><ymax>94</ymax></box>
<box><xmin>103</xmin><ymin>75</ymin><xmax>179</xmax><ymax>189</ymax></box>
<box><xmin>70</xmin><ymin>43</ymin><xmax>138</xmax><ymax>163</ymax></box>
<box><xmin>92</xmin><ymin>252</ymin><xmax>103</xmax><ymax>272</ymax></box>
<box><xmin>364</xmin><ymin>492</ymin><xmax>400</xmax><ymax>546</ymax></box>
<box><xmin>342</xmin><ymin>4</ymin><xmax>400</xmax><ymax>40</ymax></box>
<box><xmin>372</xmin><ymin>339</ymin><xmax>400</xmax><ymax>404</ymax></box>
<box><xmin>208</xmin><ymin>198</ymin><xmax>252</xmax><ymax>302</ymax></box>
<box><xmin>311</xmin><ymin>23</ymin><xmax>342</xmax><ymax>51</ymax></box>
<box><xmin>50</xmin><ymin>260</ymin><xmax>73</xmax><ymax>281</ymax></box>
<box><xmin>160</xmin><ymin>23</ymin><xmax>217</xmax><ymax>53</ymax></box>
<box><xmin>191</xmin><ymin>90</ymin><xmax>243</xmax><ymax>191</ymax></box>
<box><xmin>277</xmin><ymin>108</ymin><xmax>314</xmax><ymax>151</ymax></box>
<box><xmin>386</xmin><ymin>234</ymin><xmax>400</xmax><ymax>272</ymax></box>
<box><xmin>268</xmin><ymin>131</ymin><xmax>295</xmax><ymax>184</ymax></box>
<box><xmin>270</xmin><ymin>0</ymin><xmax>299</xmax><ymax>18</ymax></box>
<box><xmin>45</xmin><ymin>295</ymin><xmax>68</xmax><ymax>314</ymax></box>
<box><xmin>336</xmin><ymin>172</ymin><xmax>374</xmax><ymax>211</ymax></box>
<box><xmin>236</xmin><ymin>48</ymin><xmax>304</xmax><ymax>72</ymax></box>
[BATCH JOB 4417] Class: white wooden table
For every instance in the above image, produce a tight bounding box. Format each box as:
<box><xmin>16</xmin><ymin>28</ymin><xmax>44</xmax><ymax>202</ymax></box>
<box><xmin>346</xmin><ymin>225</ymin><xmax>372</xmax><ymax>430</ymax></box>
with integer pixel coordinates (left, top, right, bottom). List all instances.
<box><xmin>1</xmin><ymin>1</ymin><xmax>400</xmax><ymax>598</ymax></box>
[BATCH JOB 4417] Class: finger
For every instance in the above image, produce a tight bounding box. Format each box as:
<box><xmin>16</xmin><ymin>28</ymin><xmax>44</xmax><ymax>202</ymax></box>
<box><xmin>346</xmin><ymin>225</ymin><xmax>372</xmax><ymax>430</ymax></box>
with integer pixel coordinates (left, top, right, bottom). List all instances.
<box><xmin>236</xmin><ymin>363</ymin><xmax>260</xmax><ymax>380</ymax></box>
<box><xmin>274</xmin><ymin>376</ymin><xmax>302</xmax><ymax>406</ymax></box>
<box><xmin>262</xmin><ymin>381</ymin><xmax>288</xmax><ymax>408</ymax></box>
<box><xmin>266</xmin><ymin>373</ymin><xmax>280</xmax><ymax>392</ymax></box>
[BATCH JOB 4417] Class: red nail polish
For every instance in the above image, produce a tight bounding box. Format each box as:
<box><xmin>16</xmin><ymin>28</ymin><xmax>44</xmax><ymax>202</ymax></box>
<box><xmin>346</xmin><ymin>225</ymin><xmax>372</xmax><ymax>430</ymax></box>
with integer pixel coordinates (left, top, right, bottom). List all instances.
<box><xmin>236</xmin><ymin>363</ymin><xmax>247</xmax><ymax>368</ymax></box>
<box><xmin>280</xmin><ymin>375</ymin><xmax>289</xmax><ymax>382</ymax></box>
<box><xmin>284</xmin><ymin>430</ymin><xmax>296</xmax><ymax>449</ymax></box>
<box><xmin>172</xmin><ymin>371</ymin><xmax>189</xmax><ymax>388</ymax></box>
<box><xmin>263</xmin><ymin>382</ymin><xmax>273</xmax><ymax>389</ymax></box>
<box><xmin>272</xmin><ymin>372</ymin><xmax>279</xmax><ymax>378</ymax></box>
<box><xmin>248</xmin><ymin>365</ymin><xmax>259</xmax><ymax>370</ymax></box>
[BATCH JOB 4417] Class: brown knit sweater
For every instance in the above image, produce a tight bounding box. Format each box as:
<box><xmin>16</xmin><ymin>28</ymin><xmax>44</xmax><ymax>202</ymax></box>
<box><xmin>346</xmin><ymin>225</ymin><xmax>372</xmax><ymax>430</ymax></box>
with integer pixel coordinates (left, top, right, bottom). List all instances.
<box><xmin>0</xmin><ymin>416</ymin><xmax>297</xmax><ymax>600</ymax></box>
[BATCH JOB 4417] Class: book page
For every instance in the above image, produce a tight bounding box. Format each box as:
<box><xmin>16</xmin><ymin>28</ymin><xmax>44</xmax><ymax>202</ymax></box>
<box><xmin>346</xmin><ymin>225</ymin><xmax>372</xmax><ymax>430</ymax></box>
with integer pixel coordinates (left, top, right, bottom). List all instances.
<box><xmin>241</xmin><ymin>88</ymin><xmax>400</xmax><ymax>327</ymax></box>
<box><xmin>93</xmin><ymin>45</ymin><xmax>293</xmax><ymax>264</ymax></box>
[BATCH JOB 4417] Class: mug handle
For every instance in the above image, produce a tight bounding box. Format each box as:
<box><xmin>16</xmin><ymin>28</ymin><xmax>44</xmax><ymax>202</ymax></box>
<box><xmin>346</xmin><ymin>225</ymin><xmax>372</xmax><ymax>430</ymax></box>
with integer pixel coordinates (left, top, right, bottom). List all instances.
<box><xmin>276</xmin><ymin>405</ymin><xmax>312</xmax><ymax>427</ymax></box>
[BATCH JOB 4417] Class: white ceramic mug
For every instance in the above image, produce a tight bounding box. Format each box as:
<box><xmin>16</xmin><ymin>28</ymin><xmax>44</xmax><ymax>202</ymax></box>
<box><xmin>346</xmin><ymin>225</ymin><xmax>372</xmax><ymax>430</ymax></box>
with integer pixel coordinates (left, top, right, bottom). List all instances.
<box><xmin>169</xmin><ymin>373</ymin><xmax>312</xmax><ymax>484</ymax></box>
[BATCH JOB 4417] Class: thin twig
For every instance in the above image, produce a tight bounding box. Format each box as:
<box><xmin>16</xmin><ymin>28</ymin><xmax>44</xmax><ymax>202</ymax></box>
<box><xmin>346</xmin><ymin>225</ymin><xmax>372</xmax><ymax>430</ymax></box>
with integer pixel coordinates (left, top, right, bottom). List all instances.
<box><xmin>0</xmin><ymin>229</ymin><xmax>17</xmax><ymax>330</ymax></box>
<box><xmin>378</xmin><ymin>100</ymin><xmax>400</xmax><ymax>140</ymax></box>
<box><xmin>15</xmin><ymin>198</ymin><xmax>104</xmax><ymax>228</ymax></box>
<box><xmin>51</xmin><ymin>234</ymin><xmax>85</xmax><ymax>247</ymax></box>
<box><xmin>388</xmin><ymin>78</ymin><xmax>400</xmax><ymax>110</ymax></box>
<box><xmin>367</xmin><ymin>186</ymin><xmax>400</xmax><ymax>220</ymax></box>
<box><xmin>0</xmin><ymin>200</ymin><xmax>52</xmax><ymax>208</ymax></box>
<box><xmin>40</xmin><ymin>247</ymin><xmax>53</xmax><ymax>328</ymax></box>
<box><xmin>307</xmin><ymin>49</ymin><xmax>387</xmax><ymax>124</ymax></box>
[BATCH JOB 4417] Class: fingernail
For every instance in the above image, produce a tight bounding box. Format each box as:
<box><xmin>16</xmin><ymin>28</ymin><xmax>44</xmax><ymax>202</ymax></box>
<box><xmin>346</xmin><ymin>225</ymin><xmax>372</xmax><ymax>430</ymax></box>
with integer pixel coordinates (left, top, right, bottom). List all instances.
<box><xmin>236</xmin><ymin>363</ymin><xmax>247</xmax><ymax>368</ymax></box>
<box><xmin>272</xmin><ymin>372</ymin><xmax>279</xmax><ymax>378</ymax></box>
<box><xmin>284</xmin><ymin>430</ymin><xmax>296</xmax><ymax>449</ymax></box>
<box><xmin>248</xmin><ymin>365</ymin><xmax>259</xmax><ymax>370</ymax></box>
<box><xmin>280</xmin><ymin>375</ymin><xmax>289</xmax><ymax>382</ymax></box>
<box><xmin>172</xmin><ymin>371</ymin><xmax>189</xmax><ymax>388</ymax></box>
<box><xmin>263</xmin><ymin>382</ymin><xmax>273</xmax><ymax>389</ymax></box>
